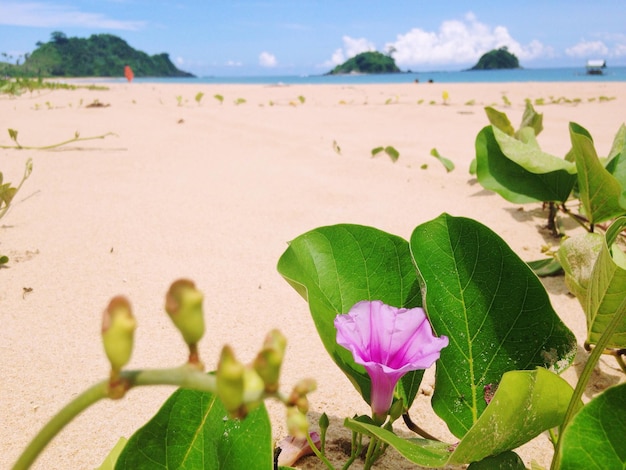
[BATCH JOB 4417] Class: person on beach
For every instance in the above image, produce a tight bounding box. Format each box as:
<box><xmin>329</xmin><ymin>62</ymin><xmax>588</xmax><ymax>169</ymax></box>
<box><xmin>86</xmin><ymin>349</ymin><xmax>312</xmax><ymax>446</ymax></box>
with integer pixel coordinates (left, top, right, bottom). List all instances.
<box><xmin>124</xmin><ymin>65</ymin><xmax>134</xmax><ymax>82</ymax></box>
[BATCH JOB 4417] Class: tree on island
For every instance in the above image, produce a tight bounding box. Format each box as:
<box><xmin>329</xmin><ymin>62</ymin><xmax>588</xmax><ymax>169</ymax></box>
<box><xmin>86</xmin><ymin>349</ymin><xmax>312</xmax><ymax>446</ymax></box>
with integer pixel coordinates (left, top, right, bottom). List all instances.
<box><xmin>11</xmin><ymin>32</ymin><xmax>194</xmax><ymax>78</ymax></box>
<box><xmin>328</xmin><ymin>51</ymin><xmax>401</xmax><ymax>75</ymax></box>
<box><xmin>470</xmin><ymin>47</ymin><xmax>520</xmax><ymax>70</ymax></box>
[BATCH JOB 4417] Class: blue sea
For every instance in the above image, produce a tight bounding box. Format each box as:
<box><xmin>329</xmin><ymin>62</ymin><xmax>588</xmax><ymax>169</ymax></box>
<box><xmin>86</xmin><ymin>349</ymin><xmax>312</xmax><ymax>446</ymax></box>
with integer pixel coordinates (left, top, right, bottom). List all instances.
<box><xmin>125</xmin><ymin>66</ymin><xmax>626</xmax><ymax>85</ymax></box>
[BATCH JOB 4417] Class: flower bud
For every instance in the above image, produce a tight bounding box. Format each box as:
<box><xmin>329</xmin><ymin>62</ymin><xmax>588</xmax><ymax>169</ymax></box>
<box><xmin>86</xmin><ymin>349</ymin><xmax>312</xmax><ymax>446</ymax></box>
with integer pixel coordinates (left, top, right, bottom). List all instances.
<box><xmin>165</xmin><ymin>279</ymin><xmax>205</xmax><ymax>346</ymax></box>
<box><xmin>253</xmin><ymin>329</ymin><xmax>287</xmax><ymax>393</ymax></box>
<box><xmin>216</xmin><ymin>345</ymin><xmax>245</xmax><ymax>417</ymax></box>
<box><xmin>388</xmin><ymin>398</ymin><xmax>404</xmax><ymax>423</ymax></box>
<box><xmin>101</xmin><ymin>296</ymin><xmax>136</xmax><ymax>373</ymax></box>
<box><xmin>286</xmin><ymin>407</ymin><xmax>309</xmax><ymax>439</ymax></box>
<box><xmin>242</xmin><ymin>367</ymin><xmax>265</xmax><ymax>414</ymax></box>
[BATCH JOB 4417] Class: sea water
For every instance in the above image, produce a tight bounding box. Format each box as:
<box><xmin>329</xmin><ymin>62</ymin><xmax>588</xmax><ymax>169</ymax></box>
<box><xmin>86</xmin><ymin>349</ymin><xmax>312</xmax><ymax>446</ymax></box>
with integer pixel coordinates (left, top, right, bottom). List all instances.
<box><xmin>123</xmin><ymin>66</ymin><xmax>626</xmax><ymax>85</ymax></box>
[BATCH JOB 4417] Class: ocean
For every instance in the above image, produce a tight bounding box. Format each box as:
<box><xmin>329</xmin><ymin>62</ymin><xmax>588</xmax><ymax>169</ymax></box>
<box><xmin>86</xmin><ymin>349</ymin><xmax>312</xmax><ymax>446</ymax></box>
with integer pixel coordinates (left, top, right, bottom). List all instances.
<box><xmin>124</xmin><ymin>66</ymin><xmax>626</xmax><ymax>85</ymax></box>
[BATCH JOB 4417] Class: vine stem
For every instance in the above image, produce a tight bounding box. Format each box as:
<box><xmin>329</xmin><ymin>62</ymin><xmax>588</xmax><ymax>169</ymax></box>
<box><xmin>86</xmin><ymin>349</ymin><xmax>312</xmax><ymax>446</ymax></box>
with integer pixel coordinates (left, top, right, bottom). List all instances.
<box><xmin>550</xmin><ymin>293</ymin><xmax>626</xmax><ymax>469</ymax></box>
<box><xmin>13</xmin><ymin>365</ymin><xmax>216</xmax><ymax>470</ymax></box>
<box><xmin>0</xmin><ymin>133</ymin><xmax>116</xmax><ymax>150</ymax></box>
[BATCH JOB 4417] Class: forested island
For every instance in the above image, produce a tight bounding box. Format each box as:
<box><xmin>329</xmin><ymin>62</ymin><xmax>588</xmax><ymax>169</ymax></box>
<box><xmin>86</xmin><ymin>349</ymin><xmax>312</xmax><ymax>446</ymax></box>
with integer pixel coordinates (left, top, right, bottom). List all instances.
<box><xmin>1</xmin><ymin>32</ymin><xmax>193</xmax><ymax>78</ymax></box>
<box><xmin>328</xmin><ymin>51</ymin><xmax>400</xmax><ymax>75</ymax></box>
<box><xmin>469</xmin><ymin>47</ymin><xmax>520</xmax><ymax>70</ymax></box>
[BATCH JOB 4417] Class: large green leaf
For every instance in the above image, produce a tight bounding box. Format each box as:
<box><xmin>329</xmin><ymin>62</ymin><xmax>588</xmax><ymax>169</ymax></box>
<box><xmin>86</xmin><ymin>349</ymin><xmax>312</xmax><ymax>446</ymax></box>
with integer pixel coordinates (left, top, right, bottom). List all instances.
<box><xmin>585</xmin><ymin>216</ymin><xmax>626</xmax><ymax>348</ymax></box>
<box><xmin>115</xmin><ymin>388</ymin><xmax>273</xmax><ymax>469</ymax></box>
<box><xmin>467</xmin><ymin>451</ymin><xmax>526</xmax><ymax>470</ymax></box>
<box><xmin>410</xmin><ymin>214</ymin><xmax>577</xmax><ymax>438</ymax></box>
<box><xmin>475</xmin><ymin>126</ymin><xmax>576</xmax><ymax>204</ymax></box>
<box><xmin>570</xmin><ymin>122</ymin><xmax>626</xmax><ymax>224</ymax></box>
<box><xmin>345</xmin><ymin>368</ymin><xmax>574</xmax><ymax>467</ymax></box>
<box><xmin>559</xmin><ymin>383</ymin><xmax>626</xmax><ymax>469</ymax></box>
<box><xmin>277</xmin><ymin>224</ymin><xmax>424</xmax><ymax>409</ymax></box>
<box><xmin>485</xmin><ymin>107</ymin><xmax>515</xmax><ymax>136</ymax></box>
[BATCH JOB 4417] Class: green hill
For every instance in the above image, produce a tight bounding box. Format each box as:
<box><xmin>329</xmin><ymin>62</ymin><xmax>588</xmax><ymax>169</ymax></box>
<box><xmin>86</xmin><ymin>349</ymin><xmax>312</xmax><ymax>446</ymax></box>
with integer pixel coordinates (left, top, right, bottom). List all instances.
<box><xmin>470</xmin><ymin>47</ymin><xmax>520</xmax><ymax>70</ymax></box>
<box><xmin>328</xmin><ymin>51</ymin><xmax>400</xmax><ymax>75</ymax></box>
<box><xmin>8</xmin><ymin>32</ymin><xmax>193</xmax><ymax>78</ymax></box>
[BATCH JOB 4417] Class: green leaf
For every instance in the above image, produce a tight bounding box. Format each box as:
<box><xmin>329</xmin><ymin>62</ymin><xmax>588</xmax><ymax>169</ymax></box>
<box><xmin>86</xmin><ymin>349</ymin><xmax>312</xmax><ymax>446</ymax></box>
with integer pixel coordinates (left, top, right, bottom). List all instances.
<box><xmin>430</xmin><ymin>148</ymin><xmax>455</xmax><ymax>172</ymax></box>
<box><xmin>485</xmin><ymin>107</ymin><xmax>515</xmax><ymax>136</ymax></box>
<box><xmin>343</xmin><ymin>418</ymin><xmax>452</xmax><ymax>467</ymax></box>
<box><xmin>467</xmin><ymin>451</ymin><xmax>526</xmax><ymax>470</ymax></box>
<box><xmin>527</xmin><ymin>257</ymin><xmax>563</xmax><ymax>277</ymax></box>
<box><xmin>569</xmin><ymin>122</ymin><xmax>626</xmax><ymax>224</ymax></box>
<box><xmin>410</xmin><ymin>214</ymin><xmax>577</xmax><ymax>438</ymax></box>
<box><xmin>585</xmin><ymin>216</ymin><xmax>626</xmax><ymax>348</ymax></box>
<box><xmin>277</xmin><ymin>224</ymin><xmax>423</xmax><ymax>409</ymax></box>
<box><xmin>371</xmin><ymin>146</ymin><xmax>384</xmax><ymax>157</ymax></box>
<box><xmin>556</xmin><ymin>233</ymin><xmax>604</xmax><ymax>305</ymax></box>
<box><xmin>0</xmin><ymin>255</ymin><xmax>8</xmax><ymax>265</ymax></box>
<box><xmin>475</xmin><ymin>126</ymin><xmax>576</xmax><ymax>204</ymax></box>
<box><xmin>97</xmin><ymin>437</ymin><xmax>127</xmax><ymax>470</ymax></box>
<box><xmin>346</xmin><ymin>369</ymin><xmax>574</xmax><ymax>468</ymax></box>
<box><xmin>384</xmin><ymin>146</ymin><xmax>400</xmax><ymax>162</ymax></box>
<box><xmin>451</xmin><ymin>368</ymin><xmax>575</xmax><ymax>463</ymax></box>
<box><xmin>115</xmin><ymin>387</ymin><xmax>273</xmax><ymax>469</ymax></box>
<box><xmin>559</xmin><ymin>383</ymin><xmax>626</xmax><ymax>469</ymax></box>
<box><xmin>517</xmin><ymin>100</ymin><xmax>543</xmax><ymax>138</ymax></box>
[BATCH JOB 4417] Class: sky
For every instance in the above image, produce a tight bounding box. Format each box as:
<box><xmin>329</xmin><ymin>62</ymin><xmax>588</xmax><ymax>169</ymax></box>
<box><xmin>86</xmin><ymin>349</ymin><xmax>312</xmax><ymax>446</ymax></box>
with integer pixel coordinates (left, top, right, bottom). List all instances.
<box><xmin>1</xmin><ymin>1</ymin><xmax>625</xmax><ymax>77</ymax></box>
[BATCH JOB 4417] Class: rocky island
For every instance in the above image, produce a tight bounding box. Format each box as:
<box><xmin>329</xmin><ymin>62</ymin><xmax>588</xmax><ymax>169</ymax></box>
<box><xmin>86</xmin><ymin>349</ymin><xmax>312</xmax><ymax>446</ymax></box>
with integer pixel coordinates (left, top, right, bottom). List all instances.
<box><xmin>470</xmin><ymin>47</ymin><xmax>520</xmax><ymax>70</ymax></box>
<box><xmin>328</xmin><ymin>51</ymin><xmax>400</xmax><ymax>75</ymax></box>
<box><xmin>5</xmin><ymin>32</ymin><xmax>194</xmax><ymax>78</ymax></box>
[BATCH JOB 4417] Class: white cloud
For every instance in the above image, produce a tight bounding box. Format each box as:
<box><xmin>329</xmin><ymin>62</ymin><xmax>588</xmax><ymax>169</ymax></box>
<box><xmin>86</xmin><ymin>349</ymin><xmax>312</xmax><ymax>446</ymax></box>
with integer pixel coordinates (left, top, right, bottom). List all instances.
<box><xmin>226</xmin><ymin>60</ymin><xmax>243</xmax><ymax>67</ymax></box>
<box><xmin>565</xmin><ymin>40</ymin><xmax>609</xmax><ymax>58</ymax></box>
<box><xmin>385</xmin><ymin>13</ymin><xmax>551</xmax><ymax>67</ymax></box>
<box><xmin>327</xmin><ymin>35</ymin><xmax>376</xmax><ymax>66</ymax></box>
<box><xmin>0</xmin><ymin>1</ymin><xmax>145</xmax><ymax>30</ymax></box>
<box><xmin>175</xmin><ymin>56</ymin><xmax>184</xmax><ymax>65</ymax></box>
<box><xmin>259</xmin><ymin>51</ymin><xmax>277</xmax><ymax>67</ymax></box>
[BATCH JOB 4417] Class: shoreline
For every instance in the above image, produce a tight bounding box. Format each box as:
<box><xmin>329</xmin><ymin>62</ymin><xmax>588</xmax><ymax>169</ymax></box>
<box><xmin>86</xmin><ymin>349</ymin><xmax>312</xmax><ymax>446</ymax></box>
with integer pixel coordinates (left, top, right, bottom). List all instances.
<box><xmin>2</xmin><ymin>81</ymin><xmax>625</xmax><ymax>469</ymax></box>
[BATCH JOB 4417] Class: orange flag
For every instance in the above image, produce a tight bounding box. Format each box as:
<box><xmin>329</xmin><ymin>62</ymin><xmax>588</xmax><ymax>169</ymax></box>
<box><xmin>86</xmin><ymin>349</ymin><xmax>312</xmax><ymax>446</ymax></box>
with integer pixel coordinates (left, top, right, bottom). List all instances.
<box><xmin>124</xmin><ymin>65</ymin><xmax>134</xmax><ymax>83</ymax></box>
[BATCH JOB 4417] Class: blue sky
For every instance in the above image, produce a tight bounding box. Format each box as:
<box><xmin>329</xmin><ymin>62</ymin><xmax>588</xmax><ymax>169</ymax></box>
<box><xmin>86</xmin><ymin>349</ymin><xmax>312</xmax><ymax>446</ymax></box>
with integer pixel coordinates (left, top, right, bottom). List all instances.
<box><xmin>1</xmin><ymin>1</ymin><xmax>625</xmax><ymax>76</ymax></box>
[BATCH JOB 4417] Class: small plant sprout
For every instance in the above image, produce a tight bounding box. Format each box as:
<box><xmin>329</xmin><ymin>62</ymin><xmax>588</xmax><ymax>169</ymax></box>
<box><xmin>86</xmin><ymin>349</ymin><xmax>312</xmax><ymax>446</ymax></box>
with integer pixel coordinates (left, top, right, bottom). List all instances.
<box><xmin>1</xmin><ymin>128</ymin><xmax>116</xmax><ymax>151</ymax></box>
<box><xmin>430</xmin><ymin>148</ymin><xmax>455</xmax><ymax>172</ymax></box>
<box><xmin>214</xmin><ymin>94</ymin><xmax>224</xmax><ymax>104</ymax></box>
<box><xmin>442</xmin><ymin>90</ymin><xmax>449</xmax><ymax>104</ymax></box>
<box><xmin>175</xmin><ymin>95</ymin><xmax>183</xmax><ymax>106</ymax></box>
<box><xmin>195</xmin><ymin>91</ymin><xmax>204</xmax><ymax>105</ymax></box>
<box><xmin>371</xmin><ymin>146</ymin><xmax>400</xmax><ymax>163</ymax></box>
<box><xmin>298</xmin><ymin>95</ymin><xmax>305</xmax><ymax>104</ymax></box>
<box><xmin>234</xmin><ymin>97</ymin><xmax>246</xmax><ymax>105</ymax></box>
<box><xmin>502</xmin><ymin>95</ymin><xmax>512</xmax><ymax>106</ymax></box>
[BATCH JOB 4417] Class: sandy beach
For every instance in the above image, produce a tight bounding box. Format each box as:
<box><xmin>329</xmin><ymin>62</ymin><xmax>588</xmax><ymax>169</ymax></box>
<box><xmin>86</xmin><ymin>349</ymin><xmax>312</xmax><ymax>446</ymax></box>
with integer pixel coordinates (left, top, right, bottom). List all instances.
<box><xmin>1</xmin><ymin>80</ymin><xmax>625</xmax><ymax>469</ymax></box>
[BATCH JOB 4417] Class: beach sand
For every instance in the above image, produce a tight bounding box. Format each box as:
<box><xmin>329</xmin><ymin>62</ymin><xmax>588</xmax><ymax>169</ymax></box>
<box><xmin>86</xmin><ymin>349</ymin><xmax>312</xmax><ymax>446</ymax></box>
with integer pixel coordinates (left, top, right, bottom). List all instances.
<box><xmin>1</xmin><ymin>80</ymin><xmax>625</xmax><ymax>469</ymax></box>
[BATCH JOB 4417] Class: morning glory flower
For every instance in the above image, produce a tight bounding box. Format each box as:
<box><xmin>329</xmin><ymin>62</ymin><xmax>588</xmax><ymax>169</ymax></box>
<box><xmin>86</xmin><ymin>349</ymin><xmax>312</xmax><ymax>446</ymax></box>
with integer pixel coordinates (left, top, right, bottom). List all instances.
<box><xmin>335</xmin><ymin>300</ymin><xmax>448</xmax><ymax>418</ymax></box>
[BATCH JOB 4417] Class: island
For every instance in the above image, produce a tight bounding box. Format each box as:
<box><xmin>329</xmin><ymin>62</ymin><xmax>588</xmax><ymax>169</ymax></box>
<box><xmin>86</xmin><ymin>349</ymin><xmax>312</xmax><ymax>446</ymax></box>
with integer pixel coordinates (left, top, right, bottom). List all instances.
<box><xmin>469</xmin><ymin>47</ymin><xmax>520</xmax><ymax>70</ymax></box>
<box><xmin>5</xmin><ymin>32</ymin><xmax>194</xmax><ymax>78</ymax></box>
<box><xmin>327</xmin><ymin>51</ymin><xmax>400</xmax><ymax>75</ymax></box>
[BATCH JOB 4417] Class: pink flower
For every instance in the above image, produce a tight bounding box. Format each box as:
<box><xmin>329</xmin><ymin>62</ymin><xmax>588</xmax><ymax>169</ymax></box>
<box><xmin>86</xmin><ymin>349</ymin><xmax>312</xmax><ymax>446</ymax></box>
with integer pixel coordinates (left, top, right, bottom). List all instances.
<box><xmin>335</xmin><ymin>300</ymin><xmax>448</xmax><ymax>418</ymax></box>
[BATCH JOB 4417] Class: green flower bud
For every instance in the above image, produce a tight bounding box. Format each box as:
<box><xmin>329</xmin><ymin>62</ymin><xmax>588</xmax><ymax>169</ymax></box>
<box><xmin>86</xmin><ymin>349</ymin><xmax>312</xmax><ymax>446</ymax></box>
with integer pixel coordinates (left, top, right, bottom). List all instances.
<box><xmin>165</xmin><ymin>279</ymin><xmax>205</xmax><ymax>346</ymax></box>
<box><xmin>253</xmin><ymin>329</ymin><xmax>287</xmax><ymax>393</ymax></box>
<box><xmin>242</xmin><ymin>367</ymin><xmax>265</xmax><ymax>413</ymax></box>
<box><xmin>388</xmin><ymin>398</ymin><xmax>404</xmax><ymax>423</ymax></box>
<box><xmin>101</xmin><ymin>296</ymin><xmax>136</xmax><ymax>373</ymax></box>
<box><xmin>286</xmin><ymin>407</ymin><xmax>309</xmax><ymax>439</ymax></box>
<box><xmin>216</xmin><ymin>345</ymin><xmax>245</xmax><ymax>417</ymax></box>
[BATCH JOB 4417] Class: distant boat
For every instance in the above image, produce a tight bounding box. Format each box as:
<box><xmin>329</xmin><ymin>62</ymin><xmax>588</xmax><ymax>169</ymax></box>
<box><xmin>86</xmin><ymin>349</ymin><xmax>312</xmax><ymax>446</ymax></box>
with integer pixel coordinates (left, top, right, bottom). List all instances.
<box><xmin>586</xmin><ymin>59</ymin><xmax>606</xmax><ymax>75</ymax></box>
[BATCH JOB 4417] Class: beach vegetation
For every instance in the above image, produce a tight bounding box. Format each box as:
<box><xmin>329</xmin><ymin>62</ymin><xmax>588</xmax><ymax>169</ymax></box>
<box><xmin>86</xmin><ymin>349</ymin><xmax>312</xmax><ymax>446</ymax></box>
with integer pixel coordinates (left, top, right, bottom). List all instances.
<box><xmin>371</xmin><ymin>146</ymin><xmax>399</xmax><ymax>162</ymax></box>
<box><xmin>430</xmin><ymin>148</ymin><xmax>455</xmax><ymax>172</ymax></box>
<box><xmin>0</xmin><ymin>158</ymin><xmax>32</xmax><ymax>265</ymax></box>
<box><xmin>473</xmin><ymin>101</ymin><xmax>626</xmax><ymax>237</ymax></box>
<box><xmin>298</xmin><ymin>95</ymin><xmax>305</xmax><ymax>104</ymax></box>
<box><xmin>442</xmin><ymin>90</ymin><xmax>449</xmax><ymax>104</ymax></box>
<box><xmin>213</xmin><ymin>93</ymin><xmax>224</xmax><ymax>104</ymax></box>
<box><xmin>195</xmin><ymin>91</ymin><xmax>204</xmax><ymax>105</ymax></box>
<box><xmin>234</xmin><ymin>97</ymin><xmax>247</xmax><ymax>105</ymax></box>
<box><xmin>1</xmin><ymin>128</ymin><xmax>116</xmax><ymax>151</ymax></box>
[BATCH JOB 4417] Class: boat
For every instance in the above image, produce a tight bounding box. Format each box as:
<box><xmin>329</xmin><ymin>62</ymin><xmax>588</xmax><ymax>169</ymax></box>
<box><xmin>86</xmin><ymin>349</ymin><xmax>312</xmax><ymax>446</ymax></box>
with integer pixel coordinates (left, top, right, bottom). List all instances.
<box><xmin>586</xmin><ymin>59</ymin><xmax>606</xmax><ymax>75</ymax></box>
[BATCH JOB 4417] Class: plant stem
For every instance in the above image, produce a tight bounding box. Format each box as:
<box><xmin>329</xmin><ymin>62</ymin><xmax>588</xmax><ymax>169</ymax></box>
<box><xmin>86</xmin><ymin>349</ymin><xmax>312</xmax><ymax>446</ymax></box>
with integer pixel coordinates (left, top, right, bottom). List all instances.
<box><xmin>550</xmin><ymin>294</ymin><xmax>626</xmax><ymax>469</ymax></box>
<box><xmin>402</xmin><ymin>413</ymin><xmax>440</xmax><ymax>441</ymax></box>
<box><xmin>13</xmin><ymin>381</ymin><xmax>109</xmax><ymax>470</ymax></box>
<box><xmin>0</xmin><ymin>133</ymin><xmax>116</xmax><ymax>150</ymax></box>
<box><xmin>13</xmin><ymin>365</ymin><xmax>216</xmax><ymax>470</ymax></box>
<box><xmin>305</xmin><ymin>430</ymin><xmax>335</xmax><ymax>470</ymax></box>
